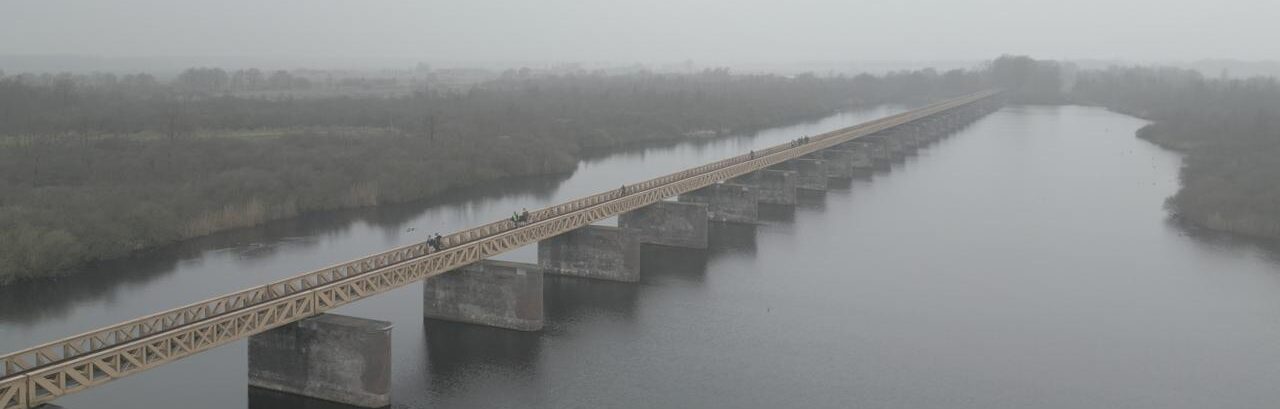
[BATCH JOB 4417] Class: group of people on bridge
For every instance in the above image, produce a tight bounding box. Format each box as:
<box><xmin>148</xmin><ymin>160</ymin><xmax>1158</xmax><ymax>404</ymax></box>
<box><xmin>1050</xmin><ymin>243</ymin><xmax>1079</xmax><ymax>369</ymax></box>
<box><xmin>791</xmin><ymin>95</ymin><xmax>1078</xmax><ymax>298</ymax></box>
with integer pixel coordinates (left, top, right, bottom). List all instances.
<box><xmin>420</xmin><ymin>206</ymin><xmax>530</xmax><ymax>255</ymax></box>
<box><xmin>487</xmin><ymin>133</ymin><xmax>816</xmax><ymax>239</ymax></box>
<box><xmin>511</xmin><ymin>208</ymin><xmax>531</xmax><ymax>226</ymax></box>
<box><xmin>426</xmin><ymin>233</ymin><xmax>445</xmax><ymax>252</ymax></box>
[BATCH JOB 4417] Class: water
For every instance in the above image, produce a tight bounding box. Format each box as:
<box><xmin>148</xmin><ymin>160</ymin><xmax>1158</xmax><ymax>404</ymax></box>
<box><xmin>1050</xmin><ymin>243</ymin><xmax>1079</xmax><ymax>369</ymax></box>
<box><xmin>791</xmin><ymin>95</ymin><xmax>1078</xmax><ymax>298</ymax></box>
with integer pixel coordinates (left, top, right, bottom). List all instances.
<box><xmin>5</xmin><ymin>105</ymin><xmax>1280</xmax><ymax>409</ymax></box>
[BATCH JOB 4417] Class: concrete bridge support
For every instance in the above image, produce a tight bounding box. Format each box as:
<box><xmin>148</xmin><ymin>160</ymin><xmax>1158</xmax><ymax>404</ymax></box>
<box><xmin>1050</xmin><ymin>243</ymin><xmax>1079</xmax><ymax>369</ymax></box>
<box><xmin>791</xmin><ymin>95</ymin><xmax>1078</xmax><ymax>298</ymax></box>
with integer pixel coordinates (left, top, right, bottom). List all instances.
<box><xmin>907</xmin><ymin>121</ymin><xmax>938</xmax><ymax>145</ymax></box>
<box><xmin>918</xmin><ymin>119</ymin><xmax>946</xmax><ymax>143</ymax></box>
<box><xmin>939</xmin><ymin>113</ymin><xmax>960</xmax><ymax>133</ymax></box>
<box><xmin>731</xmin><ymin>169</ymin><xmax>797</xmax><ymax>205</ymax></box>
<box><xmin>619</xmin><ymin>201</ymin><xmax>709</xmax><ymax>249</ymax></box>
<box><xmin>539</xmin><ymin>201</ymin><xmax>709</xmax><ymax>282</ymax></box>
<box><xmin>678</xmin><ymin>183</ymin><xmax>758</xmax><ymax>223</ymax></box>
<box><xmin>840</xmin><ymin>141</ymin><xmax>893</xmax><ymax>170</ymax></box>
<box><xmin>423</xmin><ymin>260</ymin><xmax>544</xmax><ymax>331</ymax></box>
<box><xmin>248</xmin><ymin>314</ymin><xmax>392</xmax><ymax>408</ymax></box>
<box><xmin>806</xmin><ymin>149</ymin><xmax>859</xmax><ymax>179</ymax></box>
<box><xmin>904</xmin><ymin>126</ymin><xmax>932</xmax><ymax>150</ymax></box>
<box><xmin>771</xmin><ymin>159</ymin><xmax>828</xmax><ymax>191</ymax></box>
<box><xmin>909</xmin><ymin>131</ymin><xmax>928</xmax><ymax>150</ymax></box>
<box><xmin>538</xmin><ymin>226</ymin><xmax>632</xmax><ymax>281</ymax></box>
<box><xmin>864</xmin><ymin>134</ymin><xmax>909</xmax><ymax>161</ymax></box>
<box><xmin>827</xmin><ymin>147</ymin><xmax>875</xmax><ymax>177</ymax></box>
<box><xmin>883</xmin><ymin>130</ymin><xmax>921</xmax><ymax>154</ymax></box>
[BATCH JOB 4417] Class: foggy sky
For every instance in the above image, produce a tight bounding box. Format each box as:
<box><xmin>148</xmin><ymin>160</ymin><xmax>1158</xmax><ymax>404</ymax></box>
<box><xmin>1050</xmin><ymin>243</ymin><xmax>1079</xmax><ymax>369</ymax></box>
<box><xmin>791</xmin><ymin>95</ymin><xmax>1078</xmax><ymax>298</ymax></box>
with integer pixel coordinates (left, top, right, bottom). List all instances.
<box><xmin>4</xmin><ymin>0</ymin><xmax>1278</xmax><ymax>65</ymax></box>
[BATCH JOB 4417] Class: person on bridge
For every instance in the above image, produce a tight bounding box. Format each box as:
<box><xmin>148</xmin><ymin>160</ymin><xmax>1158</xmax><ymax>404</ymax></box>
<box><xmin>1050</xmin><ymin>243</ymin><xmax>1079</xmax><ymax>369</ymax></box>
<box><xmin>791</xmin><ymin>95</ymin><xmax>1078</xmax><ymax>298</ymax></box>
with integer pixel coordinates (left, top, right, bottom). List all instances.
<box><xmin>427</xmin><ymin>233</ymin><xmax>439</xmax><ymax>251</ymax></box>
<box><xmin>619</xmin><ymin>184</ymin><xmax>627</xmax><ymax>196</ymax></box>
<box><xmin>521</xmin><ymin>208</ymin><xmax>530</xmax><ymax>223</ymax></box>
<box><xmin>434</xmin><ymin>233</ymin><xmax>444</xmax><ymax>249</ymax></box>
<box><xmin>749</xmin><ymin>150</ymin><xmax>755</xmax><ymax>159</ymax></box>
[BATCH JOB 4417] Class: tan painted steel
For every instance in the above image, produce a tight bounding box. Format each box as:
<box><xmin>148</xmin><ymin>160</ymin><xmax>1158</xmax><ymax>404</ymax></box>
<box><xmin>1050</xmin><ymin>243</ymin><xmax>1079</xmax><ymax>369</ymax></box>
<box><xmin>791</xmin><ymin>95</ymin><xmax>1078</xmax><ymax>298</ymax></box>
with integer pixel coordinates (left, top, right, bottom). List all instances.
<box><xmin>0</xmin><ymin>90</ymin><xmax>1001</xmax><ymax>409</ymax></box>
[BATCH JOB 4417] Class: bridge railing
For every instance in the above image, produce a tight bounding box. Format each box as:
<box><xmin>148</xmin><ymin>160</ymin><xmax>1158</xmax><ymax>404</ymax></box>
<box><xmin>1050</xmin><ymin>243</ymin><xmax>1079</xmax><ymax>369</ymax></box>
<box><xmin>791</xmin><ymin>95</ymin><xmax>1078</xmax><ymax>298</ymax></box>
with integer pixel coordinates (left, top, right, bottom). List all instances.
<box><xmin>0</xmin><ymin>90</ymin><xmax>1001</xmax><ymax>409</ymax></box>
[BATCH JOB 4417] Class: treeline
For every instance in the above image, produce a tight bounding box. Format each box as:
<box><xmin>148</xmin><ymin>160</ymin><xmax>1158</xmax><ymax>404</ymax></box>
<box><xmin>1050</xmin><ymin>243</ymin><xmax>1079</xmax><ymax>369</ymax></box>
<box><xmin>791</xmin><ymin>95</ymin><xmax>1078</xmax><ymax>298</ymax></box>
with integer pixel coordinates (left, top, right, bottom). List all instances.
<box><xmin>984</xmin><ymin>55</ymin><xmax>1072</xmax><ymax>104</ymax></box>
<box><xmin>172</xmin><ymin>67</ymin><xmax>313</xmax><ymax>92</ymax></box>
<box><xmin>0</xmin><ymin>68</ymin><xmax>983</xmax><ymax>141</ymax></box>
<box><xmin>0</xmin><ymin>67</ymin><xmax>988</xmax><ymax>282</ymax></box>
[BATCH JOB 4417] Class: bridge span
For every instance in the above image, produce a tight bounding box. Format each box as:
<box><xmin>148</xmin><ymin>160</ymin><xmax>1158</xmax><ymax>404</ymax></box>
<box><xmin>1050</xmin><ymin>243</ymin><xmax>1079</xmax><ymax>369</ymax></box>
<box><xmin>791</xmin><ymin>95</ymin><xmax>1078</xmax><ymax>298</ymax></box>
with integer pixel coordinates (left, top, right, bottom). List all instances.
<box><xmin>0</xmin><ymin>90</ymin><xmax>1004</xmax><ymax>408</ymax></box>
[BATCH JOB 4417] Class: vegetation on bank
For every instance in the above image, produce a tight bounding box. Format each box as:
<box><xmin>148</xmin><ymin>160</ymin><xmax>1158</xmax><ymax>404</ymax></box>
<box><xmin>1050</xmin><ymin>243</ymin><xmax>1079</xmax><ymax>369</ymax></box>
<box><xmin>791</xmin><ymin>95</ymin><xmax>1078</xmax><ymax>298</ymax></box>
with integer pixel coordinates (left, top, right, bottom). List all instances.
<box><xmin>996</xmin><ymin>54</ymin><xmax>1280</xmax><ymax>239</ymax></box>
<box><xmin>1073</xmin><ymin>67</ymin><xmax>1280</xmax><ymax>238</ymax></box>
<box><xmin>0</xmin><ymin>68</ymin><xmax>989</xmax><ymax>282</ymax></box>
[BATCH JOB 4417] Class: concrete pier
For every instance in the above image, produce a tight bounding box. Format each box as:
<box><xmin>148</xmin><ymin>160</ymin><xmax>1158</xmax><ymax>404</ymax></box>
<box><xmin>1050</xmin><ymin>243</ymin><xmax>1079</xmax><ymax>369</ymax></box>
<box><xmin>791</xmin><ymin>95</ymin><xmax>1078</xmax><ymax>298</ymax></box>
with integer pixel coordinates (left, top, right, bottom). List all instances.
<box><xmin>771</xmin><ymin>159</ymin><xmax>828</xmax><ymax>191</ymax></box>
<box><xmin>538</xmin><ymin>225</ymin><xmax>632</xmax><ymax>282</ymax></box>
<box><xmin>812</xmin><ymin>149</ymin><xmax>858</xmax><ymax>178</ymax></box>
<box><xmin>840</xmin><ymin>140</ymin><xmax>892</xmax><ymax>170</ymax></box>
<box><xmin>248</xmin><ymin>314</ymin><xmax>392</xmax><ymax>408</ymax></box>
<box><xmin>828</xmin><ymin>147</ymin><xmax>875</xmax><ymax>177</ymax></box>
<box><xmin>424</xmin><ymin>260</ymin><xmax>544</xmax><ymax>331</ymax></box>
<box><xmin>907</xmin><ymin>122</ymin><xmax>939</xmax><ymax>146</ymax></box>
<box><xmin>540</xmin><ymin>202</ymin><xmax>708</xmax><ymax>282</ymax></box>
<box><xmin>731</xmin><ymin>169</ymin><xmax>797</xmax><ymax>205</ymax></box>
<box><xmin>620</xmin><ymin>201</ymin><xmax>709</xmax><ymax>249</ymax></box>
<box><xmin>864</xmin><ymin>134</ymin><xmax>908</xmax><ymax>161</ymax></box>
<box><xmin>875</xmin><ymin>130</ymin><xmax>915</xmax><ymax>153</ymax></box>
<box><xmin>895</xmin><ymin>129</ymin><xmax>924</xmax><ymax>152</ymax></box>
<box><xmin>678</xmin><ymin>183</ymin><xmax>758</xmax><ymax>224</ymax></box>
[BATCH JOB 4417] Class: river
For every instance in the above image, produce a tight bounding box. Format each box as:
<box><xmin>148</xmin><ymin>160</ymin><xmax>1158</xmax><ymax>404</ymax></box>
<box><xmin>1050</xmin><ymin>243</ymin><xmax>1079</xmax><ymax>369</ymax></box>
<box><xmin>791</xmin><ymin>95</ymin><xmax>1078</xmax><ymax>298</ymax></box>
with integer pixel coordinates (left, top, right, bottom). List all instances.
<box><xmin>4</xmin><ymin>104</ymin><xmax>1280</xmax><ymax>409</ymax></box>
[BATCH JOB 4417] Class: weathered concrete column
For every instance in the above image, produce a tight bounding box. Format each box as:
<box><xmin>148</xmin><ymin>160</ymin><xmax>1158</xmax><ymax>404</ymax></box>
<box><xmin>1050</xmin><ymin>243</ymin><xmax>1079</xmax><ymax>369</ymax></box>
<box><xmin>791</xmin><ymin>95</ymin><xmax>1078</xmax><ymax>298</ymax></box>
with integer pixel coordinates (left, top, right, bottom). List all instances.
<box><xmin>249</xmin><ymin>314</ymin><xmax>392</xmax><ymax>408</ymax></box>
<box><xmin>878</xmin><ymin>127</ymin><xmax>918</xmax><ymax>151</ymax></box>
<box><xmin>827</xmin><ymin>147</ymin><xmax>875</xmax><ymax>177</ymax></box>
<box><xmin>678</xmin><ymin>183</ymin><xmax>758</xmax><ymax>224</ymax></box>
<box><xmin>931</xmin><ymin>117</ymin><xmax>951</xmax><ymax>138</ymax></box>
<box><xmin>539</xmin><ymin>202</ymin><xmax>708</xmax><ymax>283</ymax></box>
<box><xmin>939</xmin><ymin>113</ymin><xmax>959</xmax><ymax>133</ymax></box>
<box><xmin>864</xmin><ymin>134</ymin><xmax>908</xmax><ymax>160</ymax></box>
<box><xmin>619</xmin><ymin>201</ymin><xmax>709</xmax><ymax>249</ymax></box>
<box><xmin>815</xmin><ymin>149</ymin><xmax>857</xmax><ymax>178</ymax></box>
<box><xmin>424</xmin><ymin>260</ymin><xmax>544</xmax><ymax>331</ymax></box>
<box><xmin>538</xmin><ymin>225</ymin><xmax>633</xmax><ymax>282</ymax></box>
<box><xmin>840</xmin><ymin>140</ymin><xmax>892</xmax><ymax>170</ymax></box>
<box><xmin>906</xmin><ymin>126</ymin><xmax>933</xmax><ymax>147</ymax></box>
<box><xmin>911</xmin><ymin>120</ymin><xmax>938</xmax><ymax>144</ymax></box>
<box><xmin>731</xmin><ymin>169</ymin><xmax>797</xmax><ymax>205</ymax></box>
<box><xmin>896</xmin><ymin>127</ymin><xmax>926</xmax><ymax>151</ymax></box>
<box><xmin>771</xmin><ymin>159</ymin><xmax>828</xmax><ymax>191</ymax></box>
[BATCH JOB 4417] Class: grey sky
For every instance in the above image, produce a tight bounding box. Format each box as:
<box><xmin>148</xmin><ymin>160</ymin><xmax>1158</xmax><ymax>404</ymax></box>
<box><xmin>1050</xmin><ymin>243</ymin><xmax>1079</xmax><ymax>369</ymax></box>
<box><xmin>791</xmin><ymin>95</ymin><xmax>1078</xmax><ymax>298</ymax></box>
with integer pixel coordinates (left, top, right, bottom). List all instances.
<box><xmin>3</xmin><ymin>0</ymin><xmax>1277</xmax><ymax>64</ymax></box>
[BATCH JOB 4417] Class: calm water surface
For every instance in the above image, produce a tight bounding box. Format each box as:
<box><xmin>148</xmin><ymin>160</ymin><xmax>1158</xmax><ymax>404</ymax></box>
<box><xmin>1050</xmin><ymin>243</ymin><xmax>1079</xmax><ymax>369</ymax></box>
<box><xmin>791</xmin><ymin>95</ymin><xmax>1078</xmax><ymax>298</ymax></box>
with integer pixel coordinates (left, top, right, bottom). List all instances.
<box><xmin>4</xmin><ymin>105</ymin><xmax>1280</xmax><ymax>409</ymax></box>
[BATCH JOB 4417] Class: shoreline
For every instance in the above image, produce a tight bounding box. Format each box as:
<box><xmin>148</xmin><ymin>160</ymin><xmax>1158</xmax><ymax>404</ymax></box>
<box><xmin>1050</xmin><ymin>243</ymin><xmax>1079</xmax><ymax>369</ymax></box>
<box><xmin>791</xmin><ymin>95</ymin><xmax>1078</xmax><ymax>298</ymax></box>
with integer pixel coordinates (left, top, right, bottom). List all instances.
<box><xmin>0</xmin><ymin>106</ymin><xmax>875</xmax><ymax>286</ymax></box>
<box><xmin>1134</xmin><ymin>123</ymin><xmax>1280</xmax><ymax>241</ymax></box>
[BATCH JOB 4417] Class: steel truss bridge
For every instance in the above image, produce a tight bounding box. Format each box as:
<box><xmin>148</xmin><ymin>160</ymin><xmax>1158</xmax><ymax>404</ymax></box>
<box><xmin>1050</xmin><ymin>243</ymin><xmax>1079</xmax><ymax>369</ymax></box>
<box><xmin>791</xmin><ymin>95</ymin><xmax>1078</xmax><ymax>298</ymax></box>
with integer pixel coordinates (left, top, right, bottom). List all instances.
<box><xmin>0</xmin><ymin>90</ymin><xmax>1002</xmax><ymax>409</ymax></box>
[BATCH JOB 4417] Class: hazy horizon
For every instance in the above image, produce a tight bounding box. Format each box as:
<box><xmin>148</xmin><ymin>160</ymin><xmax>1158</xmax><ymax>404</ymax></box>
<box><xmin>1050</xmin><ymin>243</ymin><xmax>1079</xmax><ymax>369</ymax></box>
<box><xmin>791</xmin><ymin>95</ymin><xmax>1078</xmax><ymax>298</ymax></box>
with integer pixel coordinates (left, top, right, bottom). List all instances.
<box><xmin>4</xmin><ymin>0</ymin><xmax>1278</xmax><ymax>70</ymax></box>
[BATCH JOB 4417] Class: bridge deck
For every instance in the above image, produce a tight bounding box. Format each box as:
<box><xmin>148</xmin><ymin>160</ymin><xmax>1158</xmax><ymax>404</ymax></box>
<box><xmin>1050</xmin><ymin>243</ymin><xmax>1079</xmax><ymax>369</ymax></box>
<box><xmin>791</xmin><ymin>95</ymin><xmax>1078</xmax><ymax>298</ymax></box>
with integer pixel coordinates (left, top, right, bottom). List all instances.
<box><xmin>0</xmin><ymin>90</ymin><xmax>1001</xmax><ymax>409</ymax></box>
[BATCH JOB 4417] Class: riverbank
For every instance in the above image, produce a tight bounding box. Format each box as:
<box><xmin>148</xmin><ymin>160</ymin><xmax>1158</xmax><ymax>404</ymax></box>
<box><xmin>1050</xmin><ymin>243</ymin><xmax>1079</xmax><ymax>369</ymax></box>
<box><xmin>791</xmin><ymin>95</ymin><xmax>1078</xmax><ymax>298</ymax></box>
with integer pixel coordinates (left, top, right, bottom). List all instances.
<box><xmin>1134</xmin><ymin>123</ymin><xmax>1280</xmax><ymax>239</ymax></box>
<box><xmin>0</xmin><ymin>110</ymin><xmax>842</xmax><ymax>285</ymax></box>
<box><xmin>1056</xmin><ymin>61</ymin><xmax>1280</xmax><ymax>242</ymax></box>
<box><xmin>0</xmin><ymin>100</ymin><xmax>965</xmax><ymax>285</ymax></box>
